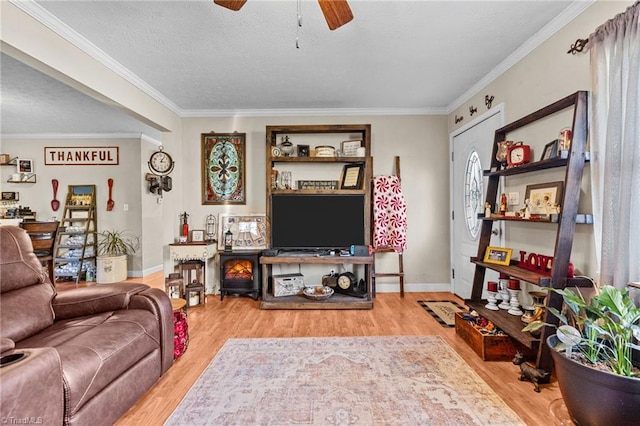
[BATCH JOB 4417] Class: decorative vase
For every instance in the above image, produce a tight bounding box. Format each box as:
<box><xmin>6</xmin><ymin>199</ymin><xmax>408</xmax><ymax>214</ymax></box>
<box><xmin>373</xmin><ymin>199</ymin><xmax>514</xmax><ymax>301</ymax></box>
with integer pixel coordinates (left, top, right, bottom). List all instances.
<box><xmin>279</xmin><ymin>136</ymin><xmax>294</xmax><ymax>157</ymax></box>
<box><xmin>548</xmin><ymin>335</ymin><xmax>640</xmax><ymax>426</ymax></box>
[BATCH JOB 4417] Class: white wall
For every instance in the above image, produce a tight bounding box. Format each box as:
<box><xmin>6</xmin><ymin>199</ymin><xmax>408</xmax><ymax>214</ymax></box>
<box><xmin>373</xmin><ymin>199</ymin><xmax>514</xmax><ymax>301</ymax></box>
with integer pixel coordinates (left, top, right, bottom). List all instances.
<box><xmin>0</xmin><ymin>136</ymin><xmax>150</xmax><ymax>275</ymax></box>
<box><xmin>3</xmin><ymin>0</ymin><xmax>631</xmax><ymax>291</ymax></box>
<box><xmin>447</xmin><ymin>0</ymin><xmax>634</xmax><ymax>279</ymax></box>
<box><xmin>180</xmin><ymin>114</ymin><xmax>450</xmax><ymax>291</ymax></box>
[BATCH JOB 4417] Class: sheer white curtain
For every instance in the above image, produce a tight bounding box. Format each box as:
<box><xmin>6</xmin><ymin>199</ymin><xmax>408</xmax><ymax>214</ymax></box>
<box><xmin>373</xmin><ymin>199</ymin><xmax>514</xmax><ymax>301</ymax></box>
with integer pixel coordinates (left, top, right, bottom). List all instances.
<box><xmin>589</xmin><ymin>1</ymin><xmax>640</xmax><ymax>288</ymax></box>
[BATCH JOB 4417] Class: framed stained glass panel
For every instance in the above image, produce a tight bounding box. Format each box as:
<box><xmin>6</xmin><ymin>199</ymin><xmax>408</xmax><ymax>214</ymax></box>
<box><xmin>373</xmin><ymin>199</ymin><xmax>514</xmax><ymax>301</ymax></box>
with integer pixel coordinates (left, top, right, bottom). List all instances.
<box><xmin>201</xmin><ymin>132</ymin><xmax>246</xmax><ymax>204</ymax></box>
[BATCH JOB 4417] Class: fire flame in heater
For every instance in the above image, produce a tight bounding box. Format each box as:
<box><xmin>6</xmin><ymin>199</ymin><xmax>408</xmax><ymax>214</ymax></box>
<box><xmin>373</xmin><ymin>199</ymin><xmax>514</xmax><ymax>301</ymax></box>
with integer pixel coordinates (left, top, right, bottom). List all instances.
<box><xmin>224</xmin><ymin>260</ymin><xmax>253</xmax><ymax>280</ymax></box>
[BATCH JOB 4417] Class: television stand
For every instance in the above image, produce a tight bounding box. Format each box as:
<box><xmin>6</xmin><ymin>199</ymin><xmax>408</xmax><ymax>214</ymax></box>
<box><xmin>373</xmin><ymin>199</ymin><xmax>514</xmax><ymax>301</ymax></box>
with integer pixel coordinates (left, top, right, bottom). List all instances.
<box><xmin>259</xmin><ymin>254</ymin><xmax>374</xmax><ymax>310</ymax></box>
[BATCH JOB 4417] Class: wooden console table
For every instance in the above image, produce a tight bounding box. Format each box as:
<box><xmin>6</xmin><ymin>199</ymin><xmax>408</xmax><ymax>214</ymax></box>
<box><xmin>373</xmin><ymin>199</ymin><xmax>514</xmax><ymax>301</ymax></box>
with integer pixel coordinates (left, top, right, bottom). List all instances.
<box><xmin>260</xmin><ymin>254</ymin><xmax>374</xmax><ymax>310</ymax></box>
<box><xmin>169</xmin><ymin>242</ymin><xmax>217</xmax><ymax>294</ymax></box>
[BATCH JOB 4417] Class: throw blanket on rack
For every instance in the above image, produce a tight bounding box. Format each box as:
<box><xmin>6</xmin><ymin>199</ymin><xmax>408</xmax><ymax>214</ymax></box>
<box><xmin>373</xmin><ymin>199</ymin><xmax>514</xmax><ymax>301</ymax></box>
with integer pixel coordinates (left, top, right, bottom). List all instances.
<box><xmin>373</xmin><ymin>175</ymin><xmax>407</xmax><ymax>254</ymax></box>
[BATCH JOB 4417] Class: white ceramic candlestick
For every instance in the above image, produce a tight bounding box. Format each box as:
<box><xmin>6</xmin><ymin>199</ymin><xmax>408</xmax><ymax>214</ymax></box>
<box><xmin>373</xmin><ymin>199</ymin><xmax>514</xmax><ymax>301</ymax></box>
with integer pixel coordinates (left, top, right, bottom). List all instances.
<box><xmin>508</xmin><ymin>289</ymin><xmax>524</xmax><ymax>316</ymax></box>
<box><xmin>485</xmin><ymin>291</ymin><xmax>499</xmax><ymax>310</ymax></box>
<box><xmin>498</xmin><ymin>287</ymin><xmax>511</xmax><ymax>309</ymax></box>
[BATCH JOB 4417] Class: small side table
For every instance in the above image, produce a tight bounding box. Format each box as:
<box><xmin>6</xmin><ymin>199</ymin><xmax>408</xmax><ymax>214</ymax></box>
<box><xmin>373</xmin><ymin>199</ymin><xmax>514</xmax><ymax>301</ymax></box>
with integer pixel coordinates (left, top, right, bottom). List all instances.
<box><xmin>171</xmin><ymin>298</ymin><xmax>188</xmax><ymax>359</ymax></box>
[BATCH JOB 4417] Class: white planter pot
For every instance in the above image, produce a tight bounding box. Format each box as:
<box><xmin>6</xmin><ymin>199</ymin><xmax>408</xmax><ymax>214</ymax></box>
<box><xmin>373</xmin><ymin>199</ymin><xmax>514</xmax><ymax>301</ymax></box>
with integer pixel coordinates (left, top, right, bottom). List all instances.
<box><xmin>96</xmin><ymin>255</ymin><xmax>128</xmax><ymax>283</ymax></box>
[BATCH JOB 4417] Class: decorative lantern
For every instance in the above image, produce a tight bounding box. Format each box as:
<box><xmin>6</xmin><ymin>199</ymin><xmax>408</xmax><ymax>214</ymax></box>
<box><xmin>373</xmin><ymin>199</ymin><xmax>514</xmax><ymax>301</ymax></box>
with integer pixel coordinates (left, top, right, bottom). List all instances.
<box><xmin>224</xmin><ymin>229</ymin><xmax>233</xmax><ymax>252</ymax></box>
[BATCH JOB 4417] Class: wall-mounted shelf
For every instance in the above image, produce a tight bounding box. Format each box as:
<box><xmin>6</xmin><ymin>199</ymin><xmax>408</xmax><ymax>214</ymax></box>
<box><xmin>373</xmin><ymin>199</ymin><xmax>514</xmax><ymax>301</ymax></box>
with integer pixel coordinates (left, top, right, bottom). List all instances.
<box><xmin>6</xmin><ymin>173</ymin><xmax>36</xmax><ymax>183</ymax></box>
<box><xmin>0</xmin><ymin>156</ymin><xmax>18</xmax><ymax>166</ymax></box>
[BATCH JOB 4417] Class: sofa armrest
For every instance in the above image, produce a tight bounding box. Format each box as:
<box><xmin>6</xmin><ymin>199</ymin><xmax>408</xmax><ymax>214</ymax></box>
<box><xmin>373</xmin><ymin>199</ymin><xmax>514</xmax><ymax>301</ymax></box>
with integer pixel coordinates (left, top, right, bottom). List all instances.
<box><xmin>129</xmin><ymin>288</ymin><xmax>175</xmax><ymax>374</ymax></box>
<box><xmin>0</xmin><ymin>347</ymin><xmax>64</xmax><ymax>423</ymax></box>
<box><xmin>52</xmin><ymin>282</ymin><xmax>150</xmax><ymax>319</ymax></box>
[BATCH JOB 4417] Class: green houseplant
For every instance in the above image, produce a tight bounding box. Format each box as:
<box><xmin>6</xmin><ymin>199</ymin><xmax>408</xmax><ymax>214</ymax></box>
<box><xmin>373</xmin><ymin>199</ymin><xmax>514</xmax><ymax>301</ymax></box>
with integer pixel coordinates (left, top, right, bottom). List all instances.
<box><xmin>96</xmin><ymin>230</ymin><xmax>139</xmax><ymax>283</ymax></box>
<box><xmin>524</xmin><ymin>285</ymin><xmax>640</xmax><ymax>426</ymax></box>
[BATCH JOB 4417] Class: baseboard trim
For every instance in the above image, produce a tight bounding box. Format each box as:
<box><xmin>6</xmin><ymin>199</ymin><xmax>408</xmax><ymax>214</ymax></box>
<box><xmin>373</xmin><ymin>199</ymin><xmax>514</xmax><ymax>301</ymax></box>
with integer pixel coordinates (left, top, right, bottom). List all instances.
<box><xmin>375</xmin><ymin>282</ymin><xmax>451</xmax><ymax>293</ymax></box>
<box><xmin>129</xmin><ymin>264</ymin><xmax>163</xmax><ymax>278</ymax></box>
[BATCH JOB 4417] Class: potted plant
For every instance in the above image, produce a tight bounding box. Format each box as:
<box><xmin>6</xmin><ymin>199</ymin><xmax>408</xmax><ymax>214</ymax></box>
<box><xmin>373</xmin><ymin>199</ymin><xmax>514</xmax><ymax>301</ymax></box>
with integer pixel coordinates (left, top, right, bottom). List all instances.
<box><xmin>523</xmin><ymin>285</ymin><xmax>640</xmax><ymax>426</ymax></box>
<box><xmin>96</xmin><ymin>229</ymin><xmax>139</xmax><ymax>284</ymax></box>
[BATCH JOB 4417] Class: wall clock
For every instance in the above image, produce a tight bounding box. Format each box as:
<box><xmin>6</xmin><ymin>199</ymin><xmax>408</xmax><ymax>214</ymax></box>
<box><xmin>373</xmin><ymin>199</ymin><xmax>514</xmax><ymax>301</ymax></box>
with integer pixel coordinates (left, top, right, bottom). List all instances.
<box><xmin>464</xmin><ymin>150</ymin><xmax>483</xmax><ymax>239</ymax></box>
<box><xmin>148</xmin><ymin>146</ymin><xmax>174</xmax><ymax>176</ymax></box>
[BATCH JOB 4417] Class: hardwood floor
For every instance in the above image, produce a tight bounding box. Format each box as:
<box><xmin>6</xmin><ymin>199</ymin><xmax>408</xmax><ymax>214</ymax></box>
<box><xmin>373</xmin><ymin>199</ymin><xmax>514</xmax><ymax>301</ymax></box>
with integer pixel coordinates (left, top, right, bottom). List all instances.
<box><xmin>62</xmin><ymin>274</ymin><xmax>566</xmax><ymax>425</ymax></box>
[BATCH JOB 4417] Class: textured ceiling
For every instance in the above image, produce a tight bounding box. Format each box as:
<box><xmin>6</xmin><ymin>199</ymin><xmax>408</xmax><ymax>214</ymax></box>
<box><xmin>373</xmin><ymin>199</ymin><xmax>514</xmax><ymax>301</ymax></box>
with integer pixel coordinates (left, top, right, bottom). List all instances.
<box><xmin>1</xmin><ymin>0</ymin><xmax>580</xmax><ymax>135</ymax></box>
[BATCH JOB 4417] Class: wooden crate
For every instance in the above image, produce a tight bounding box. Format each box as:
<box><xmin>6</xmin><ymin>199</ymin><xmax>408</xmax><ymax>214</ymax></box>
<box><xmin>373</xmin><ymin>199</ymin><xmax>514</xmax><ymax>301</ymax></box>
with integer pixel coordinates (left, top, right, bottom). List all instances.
<box><xmin>454</xmin><ymin>312</ymin><xmax>534</xmax><ymax>361</ymax></box>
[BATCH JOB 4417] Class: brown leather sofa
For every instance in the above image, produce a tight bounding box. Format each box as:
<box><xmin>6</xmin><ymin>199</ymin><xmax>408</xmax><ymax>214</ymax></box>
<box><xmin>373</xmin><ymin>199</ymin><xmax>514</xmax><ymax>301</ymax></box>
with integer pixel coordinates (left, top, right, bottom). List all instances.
<box><xmin>0</xmin><ymin>226</ymin><xmax>173</xmax><ymax>425</ymax></box>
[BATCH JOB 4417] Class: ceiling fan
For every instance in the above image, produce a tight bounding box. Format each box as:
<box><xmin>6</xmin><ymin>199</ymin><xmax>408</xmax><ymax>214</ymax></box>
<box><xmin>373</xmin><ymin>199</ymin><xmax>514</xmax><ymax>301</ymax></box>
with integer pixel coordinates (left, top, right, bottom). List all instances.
<box><xmin>213</xmin><ymin>0</ymin><xmax>353</xmax><ymax>30</ymax></box>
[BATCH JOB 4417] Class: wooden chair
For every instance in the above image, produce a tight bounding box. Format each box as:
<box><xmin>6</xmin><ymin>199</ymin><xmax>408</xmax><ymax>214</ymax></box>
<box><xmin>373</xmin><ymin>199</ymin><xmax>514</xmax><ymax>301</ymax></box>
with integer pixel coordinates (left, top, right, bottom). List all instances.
<box><xmin>21</xmin><ymin>221</ymin><xmax>59</xmax><ymax>283</ymax></box>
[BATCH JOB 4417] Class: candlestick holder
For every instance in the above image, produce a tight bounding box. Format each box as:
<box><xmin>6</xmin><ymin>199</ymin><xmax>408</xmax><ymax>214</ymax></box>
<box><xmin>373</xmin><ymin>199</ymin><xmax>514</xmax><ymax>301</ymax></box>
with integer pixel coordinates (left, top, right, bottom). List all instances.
<box><xmin>485</xmin><ymin>291</ymin><xmax>499</xmax><ymax>310</ymax></box>
<box><xmin>498</xmin><ymin>287</ymin><xmax>511</xmax><ymax>309</ymax></box>
<box><xmin>508</xmin><ymin>289</ymin><xmax>523</xmax><ymax>316</ymax></box>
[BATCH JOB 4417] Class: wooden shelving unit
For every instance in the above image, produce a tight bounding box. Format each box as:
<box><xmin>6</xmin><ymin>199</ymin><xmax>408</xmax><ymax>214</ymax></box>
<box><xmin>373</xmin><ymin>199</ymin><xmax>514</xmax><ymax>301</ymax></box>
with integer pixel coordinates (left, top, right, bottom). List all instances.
<box><xmin>466</xmin><ymin>91</ymin><xmax>590</xmax><ymax>372</ymax></box>
<box><xmin>264</xmin><ymin>124</ymin><xmax>373</xmax><ymax>309</ymax></box>
<box><xmin>54</xmin><ymin>185</ymin><xmax>97</xmax><ymax>284</ymax></box>
<box><xmin>260</xmin><ymin>254</ymin><xmax>374</xmax><ymax>310</ymax></box>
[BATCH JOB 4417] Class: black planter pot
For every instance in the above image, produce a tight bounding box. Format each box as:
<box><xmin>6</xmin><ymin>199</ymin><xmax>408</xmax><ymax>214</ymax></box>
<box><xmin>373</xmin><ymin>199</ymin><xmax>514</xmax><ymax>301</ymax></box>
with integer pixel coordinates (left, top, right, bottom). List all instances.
<box><xmin>548</xmin><ymin>335</ymin><xmax>640</xmax><ymax>426</ymax></box>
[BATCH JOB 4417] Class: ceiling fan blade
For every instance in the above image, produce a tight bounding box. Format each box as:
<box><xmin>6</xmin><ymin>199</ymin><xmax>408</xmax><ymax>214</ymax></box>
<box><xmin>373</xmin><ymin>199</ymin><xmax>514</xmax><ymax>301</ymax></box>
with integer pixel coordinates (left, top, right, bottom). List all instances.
<box><xmin>213</xmin><ymin>0</ymin><xmax>247</xmax><ymax>12</ymax></box>
<box><xmin>317</xmin><ymin>0</ymin><xmax>353</xmax><ymax>31</ymax></box>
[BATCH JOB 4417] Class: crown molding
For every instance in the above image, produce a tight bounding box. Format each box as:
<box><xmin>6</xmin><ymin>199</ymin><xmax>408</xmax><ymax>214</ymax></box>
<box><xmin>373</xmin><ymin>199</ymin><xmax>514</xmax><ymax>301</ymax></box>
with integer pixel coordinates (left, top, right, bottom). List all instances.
<box><xmin>1</xmin><ymin>132</ymin><xmax>153</xmax><ymax>140</ymax></box>
<box><xmin>446</xmin><ymin>0</ymin><xmax>596</xmax><ymax>113</ymax></box>
<box><xmin>181</xmin><ymin>107</ymin><xmax>447</xmax><ymax>118</ymax></box>
<box><xmin>10</xmin><ymin>0</ymin><xmax>183</xmax><ymax>117</ymax></box>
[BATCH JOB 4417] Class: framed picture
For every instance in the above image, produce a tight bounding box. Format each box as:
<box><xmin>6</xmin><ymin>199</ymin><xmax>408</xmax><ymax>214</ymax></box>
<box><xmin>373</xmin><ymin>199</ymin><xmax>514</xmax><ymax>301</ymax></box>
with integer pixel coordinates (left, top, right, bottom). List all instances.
<box><xmin>201</xmin><ymin>132</ymin><xmax>246</xmax><ymax>205</ymax></box>
<box><xmin>191</xmin><ymin>230</ymin><xmax>205</xmax><ymax>242</ymax></box>
<box><xmin>218</xmin><ymin>213</ymin><xmax>268</xmax><ymax>251</ymax></box>
<box><xmin>525</xmin><ymin>181</ymin><xmax>564</xmax><ymax>215</ymax></box>
<box><xmin>541</xmin><ymin>139</ymin><xmax>559</xmax><ymax>161</ymax></box>
<box><xmin>17</xmin><ymin>159</ymin><xmax>33</xmax><ymax>173</ymax></box>
<box><xmin>339</xmin><ymin>163</ymin><xmax>364</xmax><ymax>189</ymax></box>
<box><xmin>341</xmin><ymin>140</ymin><xmax>362</xmax><ymax>157</ymax></box>
<box><xmin>483</xmin><ymin>246</ymin><xmax>513</xmax><ymax>266</ymax></box>
<box><xmin>297</xmin><ymin>145</ymin><xmax>310</xmax><ymax>157</ymax></box>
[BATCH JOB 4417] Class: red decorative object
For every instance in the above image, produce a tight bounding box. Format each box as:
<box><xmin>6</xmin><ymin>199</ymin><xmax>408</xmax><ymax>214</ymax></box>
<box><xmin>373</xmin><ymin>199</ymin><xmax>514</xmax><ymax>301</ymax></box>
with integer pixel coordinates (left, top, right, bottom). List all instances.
<box><xmin>173</xmin><ymin>310</ymin><xmax>188</xmax><ymax>359</ymax></box>
<box><xmin>518</xmin><ymin>250</ymin><xmax>554</xmax><ymax>274</ymax></box>
<box><xmin>487</xmin><ymin>281</ymin><xmax>498</xmax><ymax>292</ymax></box>
<box><xmin>508</xmin><ymin>279</ymin><xmax>520</xmax><ymax>290</ymax></box>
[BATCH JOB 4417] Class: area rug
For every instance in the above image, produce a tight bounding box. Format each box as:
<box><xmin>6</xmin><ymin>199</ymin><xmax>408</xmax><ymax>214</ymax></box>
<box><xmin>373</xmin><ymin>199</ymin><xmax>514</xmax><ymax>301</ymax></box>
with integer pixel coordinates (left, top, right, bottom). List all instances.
<box><xmin>165</xmin><ymin>336</ymin><xmax>523</xmax><ymax>425</ymax></box>
<box><xmin>418</xmin><ymin>300</ymin><xmax>466</xmax><ymax>327</ymax></box>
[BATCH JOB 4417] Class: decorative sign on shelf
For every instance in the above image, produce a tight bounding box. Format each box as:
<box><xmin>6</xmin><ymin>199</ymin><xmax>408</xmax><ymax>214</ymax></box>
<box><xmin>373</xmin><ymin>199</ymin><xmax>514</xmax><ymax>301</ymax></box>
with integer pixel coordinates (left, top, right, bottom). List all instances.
<box><xmin>45</xmin><ymin>147</ymin><xmax>119</xmax><ymax>165</ymax></box>
<box><xmin>518</xmin><ymin>250</ymin><xmax>553</xmax><ymax>273</ymax></box>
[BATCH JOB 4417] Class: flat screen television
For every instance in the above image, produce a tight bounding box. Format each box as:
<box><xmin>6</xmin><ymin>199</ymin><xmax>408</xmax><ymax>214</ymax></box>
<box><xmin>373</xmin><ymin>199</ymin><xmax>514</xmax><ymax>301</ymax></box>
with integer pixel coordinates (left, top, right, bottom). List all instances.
<box><xmin>271</xmin><ymin>194</ymin><xmax>365</xmax><ymax>250</ymax></box>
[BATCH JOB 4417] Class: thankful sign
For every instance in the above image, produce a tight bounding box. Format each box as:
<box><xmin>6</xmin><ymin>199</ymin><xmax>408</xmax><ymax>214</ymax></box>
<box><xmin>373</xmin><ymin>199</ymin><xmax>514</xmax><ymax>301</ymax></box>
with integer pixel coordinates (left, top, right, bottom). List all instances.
<box><xmin>44</xmin><ymin>147</ymin><xmax>119</xmax><ymax>165</ymax></box>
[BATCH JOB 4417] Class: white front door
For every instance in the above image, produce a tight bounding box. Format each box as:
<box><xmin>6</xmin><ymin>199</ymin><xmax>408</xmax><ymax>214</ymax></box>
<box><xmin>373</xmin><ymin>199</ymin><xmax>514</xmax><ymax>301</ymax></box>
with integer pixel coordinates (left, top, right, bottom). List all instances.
<box><xmin>450</xmin><ymin>107</ymin><xmax>504</xmax><ymax>299</ymax></box>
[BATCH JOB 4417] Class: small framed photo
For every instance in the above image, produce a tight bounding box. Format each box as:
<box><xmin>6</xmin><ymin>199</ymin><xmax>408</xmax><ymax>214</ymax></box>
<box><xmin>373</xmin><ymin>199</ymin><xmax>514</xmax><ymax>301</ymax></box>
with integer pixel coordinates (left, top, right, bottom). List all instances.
<box><xmin>484</xmin><ymin>246</ymin><xmax>513</xmax><ymax>266</ymax></box>
<box><xmin>525</xmin><ymin>181</ymin><xmax>564</xmax><ymax>215</ymax></box>
<box><xmin>297</xmin><ymin>145</ymin><xmax>310</xmax><ymax>157</ymax></box>
<box><xmin>17</xmin><ymin>159</ymin><xmax>33</xmax><ymax>173</ymax></box>
<box><xmin>541</xmin><ymin>139</ymin><xmax>559</xmax><ymax>161</ymax></box>
<box><xmin>191</xmin><ymin>229</ymin><xmax>205</xmax><ymax>242</ymax></box>
<box><xmin>341</xmin><ymin>140</ymin><xmax>362</xmax><ymax>157</ymax></box>
<box><xmin>339</xmin><ymin>163</ymin><xmax>364</xmax><ymax>189</ymax></box>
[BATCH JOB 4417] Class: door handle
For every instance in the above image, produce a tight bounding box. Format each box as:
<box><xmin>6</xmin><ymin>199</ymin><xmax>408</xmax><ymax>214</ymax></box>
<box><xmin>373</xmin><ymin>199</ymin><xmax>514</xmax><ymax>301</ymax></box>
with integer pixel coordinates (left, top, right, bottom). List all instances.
<box><xmin>491</xmin><ymin>228</ymin><xmax>500</xmax><ymax>236</ymax></box>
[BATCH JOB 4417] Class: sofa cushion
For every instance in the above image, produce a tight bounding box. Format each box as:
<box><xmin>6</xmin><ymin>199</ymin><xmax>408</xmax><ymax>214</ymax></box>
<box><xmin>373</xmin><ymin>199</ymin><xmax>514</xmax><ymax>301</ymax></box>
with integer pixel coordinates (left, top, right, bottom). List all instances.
<box><xmin>16</xmin><ymin>309</ymin><xmax>161</xmax><ymax>416</ymax></box>
<box><xmin>0</xmin><ymin>227</ymin><xmax>55</xmax><ymax>341</ymax></box>
<box><xmin>1</xmin><ymin>284</ymin><xmax>55</xmax><ymax>342</ymax></box>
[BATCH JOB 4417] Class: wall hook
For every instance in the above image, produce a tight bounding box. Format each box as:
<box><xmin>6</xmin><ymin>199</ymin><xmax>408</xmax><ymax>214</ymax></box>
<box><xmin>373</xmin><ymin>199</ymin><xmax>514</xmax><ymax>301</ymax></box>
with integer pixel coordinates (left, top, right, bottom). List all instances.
<box><xmin>455</xmin><ymin>115</ymin><xmax>464</xmax><ymax>124</ymax></box>
<box><xmin>469</xmin><ymin>106</ymin><xmax>478</xmax><ymax>116</ymax></box>
<box><xmin>485</xmin><ymin>95</ymin><xmax>494</xmax><ymax>109</ymax></box>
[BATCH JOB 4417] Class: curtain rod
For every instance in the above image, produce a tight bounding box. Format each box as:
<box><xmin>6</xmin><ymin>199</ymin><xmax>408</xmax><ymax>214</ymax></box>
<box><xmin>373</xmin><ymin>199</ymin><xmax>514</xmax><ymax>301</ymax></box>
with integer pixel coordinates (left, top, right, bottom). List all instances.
<box><xmin>567</xmin><ymin>1</ymin><xmax>639</xmax><ymax>55</ymax></box>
